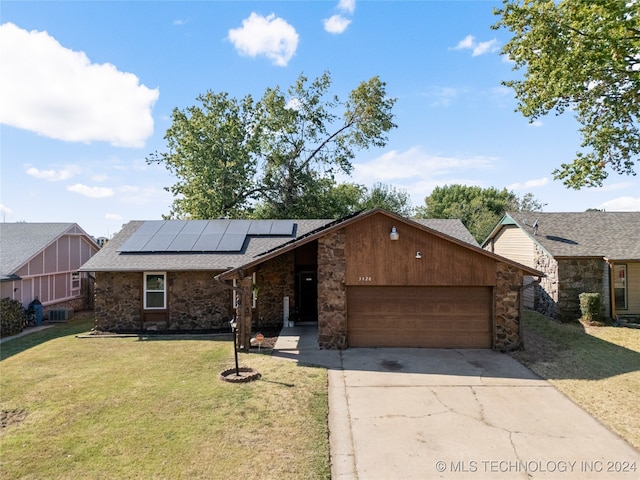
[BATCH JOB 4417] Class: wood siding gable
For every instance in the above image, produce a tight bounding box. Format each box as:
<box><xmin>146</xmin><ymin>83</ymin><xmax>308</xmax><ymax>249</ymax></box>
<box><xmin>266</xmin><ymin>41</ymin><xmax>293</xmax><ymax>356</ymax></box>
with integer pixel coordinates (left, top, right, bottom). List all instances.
<box><xmin>345</xmin><ymin>213</ymin><xmax>498</xmax><ymax>287</ymax></box>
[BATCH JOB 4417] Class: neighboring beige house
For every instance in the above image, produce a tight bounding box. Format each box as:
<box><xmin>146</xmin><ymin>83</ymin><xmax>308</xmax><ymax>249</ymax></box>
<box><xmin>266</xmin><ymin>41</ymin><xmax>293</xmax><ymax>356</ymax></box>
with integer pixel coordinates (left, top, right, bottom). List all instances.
<box><xmin>80</xmin><ymin>209</ymin><xmax>541</xmax><ymax>350</ymax></box>
<box><xmin>0</xmin><ymin>223</ymin><xmax>100</xmax><ymax>316</ymax></box>
<box><xmin>483</xmin><ymin>212</ymin><xmax>640</xmax><ymax>321</ymax></box>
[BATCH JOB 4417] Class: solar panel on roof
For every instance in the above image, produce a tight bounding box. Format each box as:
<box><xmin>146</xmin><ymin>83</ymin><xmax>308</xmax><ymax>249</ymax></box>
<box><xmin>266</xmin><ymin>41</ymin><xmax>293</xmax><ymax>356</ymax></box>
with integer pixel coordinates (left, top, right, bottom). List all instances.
<box><xmin>168</xmin><ymin>234</ymin><xmax>199</xmax><ymax>251</ymax></box>
<box><xmin>217</xmin><ymin>234</ymin><xmax>246</xmax><ymax>251</ymax></box>
<box><xmin>157</xmin><ymin>220</ymin><xmax>187</xmax><ymax>234</ymax></box>
<box><xmin>135</xmin><ymin>221</ymin><xmax>165</xmax><ymax>234</ymax></box>
<box><xmin>225</xmin><ymin>220</ymin><xmax>251</xmax><ymax>235</ymax></box>
<box><xmin>180</xmin><ymin>220</ymin><xmax>209</xmax><ymax>235</ymax></box>
<box><xmin>248</xmin><ymin>220</ymin><xmax>273</xmax><ymax>235</ymax></box>
<box><xmin>119</xmin><ymin>219</ymin><xmax>296</xmax><ymax>253</ymax></box>
<box><xmin>270</xmin><ymin>220</ymin><xmax>295</xmax><ymax>235</ymax></box>
<box><xmin>192</xmin><ymin>233</ymin><xmax>223</xmax><ymax>251</ymax></box>
<box><xmin>118</xmin><ymin>234</ymin><xmax>153</xmax><ymax>252</ymax></box>
<box><xmin>203</xmin><ymin>220</ymin><xmax>230</xmax><ymax>234</ymax></box>
<box><xmin>144</xmin><ymin>234</ymin><xmax>177</xmax><ymax>251</ymax></box>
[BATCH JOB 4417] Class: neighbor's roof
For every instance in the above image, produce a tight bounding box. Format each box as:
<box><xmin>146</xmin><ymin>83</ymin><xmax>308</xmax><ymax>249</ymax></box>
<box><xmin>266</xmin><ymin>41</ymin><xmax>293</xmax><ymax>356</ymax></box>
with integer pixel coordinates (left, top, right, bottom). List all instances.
<box><xmin>413</xmin><ymin>218</ymin><xmax>478</xmax><ymax>246</ymax></box>
<box><xmin>0</xmin><ymin>223</ymin><xmax>89</xmax><ymax>280</ymax></box>
<box><xmin>79</xmin><ymin>214</ymin><xmax>479</xmax><ymax>273</ymax></box>
<box><xmin>488</xmin><ymin>211</ymin><xmax>640</xmax><ymax>260</ymax></box>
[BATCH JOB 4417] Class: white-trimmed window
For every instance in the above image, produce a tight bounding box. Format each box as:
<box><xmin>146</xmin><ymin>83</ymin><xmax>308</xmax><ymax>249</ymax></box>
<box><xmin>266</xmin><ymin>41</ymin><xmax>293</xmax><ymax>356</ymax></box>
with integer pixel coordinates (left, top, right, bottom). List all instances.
<box><xmin>614</xmin><ymin>264</ymin><xmax>627</xmax><ymax>310</ymax></box>
<box><xmin>144</xmin><ymin>272</ymin><xmax>166</xmax><ymax>309</ymax></box>
<box><xmin>71</xmin><ymin>272</ymin><xmax>81</xmax><ymax>295</ymax></box>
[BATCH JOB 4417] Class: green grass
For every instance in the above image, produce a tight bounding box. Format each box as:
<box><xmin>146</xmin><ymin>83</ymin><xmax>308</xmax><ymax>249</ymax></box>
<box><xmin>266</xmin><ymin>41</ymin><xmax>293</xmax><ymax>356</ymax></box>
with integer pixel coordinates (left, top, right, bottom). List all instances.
<box><xmin>511</xmin><ymin>311</ymin><xmax>640</xmax><ymax>449</ymax></box>
<box><xmin>1</xmin><ymin>313</ymin><xmax>330</xmax><ymax>479</ymax></box>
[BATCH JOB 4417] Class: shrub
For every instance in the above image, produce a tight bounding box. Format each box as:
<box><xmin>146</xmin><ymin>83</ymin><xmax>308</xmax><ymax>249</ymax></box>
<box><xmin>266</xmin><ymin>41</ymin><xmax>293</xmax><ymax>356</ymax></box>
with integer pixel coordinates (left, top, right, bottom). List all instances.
<box><xmin>1</xmin><ymin>297</ymin><xmax>26</xmax><ymax>337</ymax></box>
<box><xmin>579</xmin><ymin>293</ymin><xmax>601</xmax><ymax>322</ymax></box>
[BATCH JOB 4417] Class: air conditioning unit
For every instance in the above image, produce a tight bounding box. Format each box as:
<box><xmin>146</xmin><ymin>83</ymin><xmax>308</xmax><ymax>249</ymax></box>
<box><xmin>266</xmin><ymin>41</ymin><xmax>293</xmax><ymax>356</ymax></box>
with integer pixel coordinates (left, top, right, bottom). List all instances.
<box><xmin>48</xmin><ymin>308</ymin><xmax>74</xmax><ymax>322</ymax></box>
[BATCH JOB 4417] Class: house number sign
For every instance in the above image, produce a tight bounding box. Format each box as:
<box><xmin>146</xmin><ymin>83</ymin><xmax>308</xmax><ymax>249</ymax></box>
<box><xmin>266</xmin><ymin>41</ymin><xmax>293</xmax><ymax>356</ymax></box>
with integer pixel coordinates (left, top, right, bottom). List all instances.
<box><xmin>358</xmin><ymin>276</ymin><xmax>372</xmax><ymax>282</ymax></box>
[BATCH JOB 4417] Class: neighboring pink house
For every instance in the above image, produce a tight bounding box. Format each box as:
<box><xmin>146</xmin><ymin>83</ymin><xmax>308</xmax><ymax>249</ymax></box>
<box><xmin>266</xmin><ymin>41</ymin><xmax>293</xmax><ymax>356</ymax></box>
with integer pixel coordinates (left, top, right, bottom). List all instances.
<box><xmin>0</xmin><ymin>223</ymin><xmax>100</xmax><ymax>316</ymax></box>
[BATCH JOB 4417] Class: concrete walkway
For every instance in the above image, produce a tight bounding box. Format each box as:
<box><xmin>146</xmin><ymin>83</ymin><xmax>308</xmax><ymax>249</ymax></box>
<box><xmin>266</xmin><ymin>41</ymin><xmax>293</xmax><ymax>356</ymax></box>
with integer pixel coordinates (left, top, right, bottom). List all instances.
<box><xmin>273</xmin><ymin>325</ymin><xmax>640</xmax><ymax>480</ymax></box>
<box><xmin>0</xmin><ymin>324</ymin><xmax>54</xmax><ymax>344</ymax></box>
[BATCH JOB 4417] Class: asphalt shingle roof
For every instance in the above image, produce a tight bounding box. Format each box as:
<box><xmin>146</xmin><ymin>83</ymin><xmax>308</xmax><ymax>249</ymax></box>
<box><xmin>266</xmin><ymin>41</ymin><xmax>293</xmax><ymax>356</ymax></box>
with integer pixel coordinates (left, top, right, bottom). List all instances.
<box><xmin>80</xmin><ymin>216</ymin><xmax>479</xmax><ymax>272</ymax></box>
<box><xmin>0</xmin><ymin>223</ymin><xmax>76</xmax><ymax>280</ymax></box>
<box><xmin>413</xmin><ymin>218</ymin><xmax>479</xmax><ymax>246</ymax></box>
<box><xmin>505</xmin><ymin>211</ymin><xmax>640</xmax><ymax>260</ymax></box>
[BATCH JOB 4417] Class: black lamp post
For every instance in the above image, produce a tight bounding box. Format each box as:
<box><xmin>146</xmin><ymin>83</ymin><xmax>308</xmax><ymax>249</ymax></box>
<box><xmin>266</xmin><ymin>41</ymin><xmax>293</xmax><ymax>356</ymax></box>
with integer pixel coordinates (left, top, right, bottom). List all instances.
<box><xmin>229</xmin><ymin>316</ymin><xmax>240</xmax><ymax>376</ymax></box>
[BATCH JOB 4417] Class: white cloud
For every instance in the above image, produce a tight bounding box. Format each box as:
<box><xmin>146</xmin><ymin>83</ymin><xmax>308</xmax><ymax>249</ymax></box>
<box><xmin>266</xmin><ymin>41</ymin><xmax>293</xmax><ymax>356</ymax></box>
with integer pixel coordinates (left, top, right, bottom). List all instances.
<box><xmin>453</xmin><ymin>34</ymin><xmax>500</xmax><ymax>57</ymax></box>
<box><xmin>91</xmin><ymin>173</ymin><xmax>109</xmax><ymax>182</ymax></box>
<box><xmin>507</xmin><ymin>177</ymin><xmax>550</xmax><ymax>190</ymax></box>
<box><xmin>339</xmin><ymin>146</ymin><xmax>497</xmax><ymax>205</ymax></box>
<box><xmin>338</xmin><ymin>0</ymin><xmax>356</xmax><ymax>14</ymax></box>
<box><xmin>598</xmin><ymin>181</ymin><xmax>636</xmax><ymax>192</ymax></box>
<box><xmin>529</xmin><ymin>120</ymin><xmax>544</xmax><ymax>127</ymax></box>
<box><xmin>455</xmin><ymin>35</ymin><xmax>475</xmax><ymax>50</ymax></box>
<box><xmin>0</xmin><ymin>203</ymin><xmax>12</xmax><ymax>215</ymax></box>
<box><xmin>0</xmin><ymin>23</ymin><xmax>159</xmax><ymax>148</ymax></box>
<box><xmin>118</xmin><ymin>185</ymin><xmax>170</xmax><ymax>206</ymax></box>
<box><xmin>67</xmin><ymin>183</ymin><xmax>114</xmax><ymax>198</ymax></box>
<box><xmin>105</xmin><ymin>213</ymin><xmax>123</xmax><ymax>221</ymax></box>
<box><xmin>228</xmin><ymin>13</ymin><xmax>298</xmax><ymax>67</ymax></box>
<box><xmin>26</xmin><ymin>165</ymin><xmax>80</xmax><ymax>181</ymax></box>
<box><xmin>598</xmin><ymin>196</ymin><xmax>640</xmax><ymax>211</ymax></box>
<box><xmin>324</xmin><ymin>15</ymin><xmax>351</xmax><ymax>34</ymax></box>
<box><xmin>422</xmin><ymin>86</ymin><xmax>461</xmax><ymax>107</ymax></box>
<box><xmin>472</xmin><ymin>39</ymin><xmax>499</xmax><ymax>57</ymax></box>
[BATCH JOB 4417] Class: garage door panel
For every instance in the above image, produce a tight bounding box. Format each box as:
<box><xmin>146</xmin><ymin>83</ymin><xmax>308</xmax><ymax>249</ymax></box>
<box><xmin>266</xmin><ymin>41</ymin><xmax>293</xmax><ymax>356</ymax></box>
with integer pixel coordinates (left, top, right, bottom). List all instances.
<box><xmin>347</xmin><ymin>286</ymin><xmax>492</xmax><ymax>348</ymax></box>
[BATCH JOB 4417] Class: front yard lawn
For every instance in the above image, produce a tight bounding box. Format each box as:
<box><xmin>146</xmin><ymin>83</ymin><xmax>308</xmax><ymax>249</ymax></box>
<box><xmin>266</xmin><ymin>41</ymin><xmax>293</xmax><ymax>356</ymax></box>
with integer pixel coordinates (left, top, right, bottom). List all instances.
<box><xmin>511</xmin><ymin>311</ymin><xmax>640</xmax><ymax>450</ymax></box>
<box><xmin>0</xmin><ymin>312</ymin><xmax>330</xmax><ymax>479</ymax></box>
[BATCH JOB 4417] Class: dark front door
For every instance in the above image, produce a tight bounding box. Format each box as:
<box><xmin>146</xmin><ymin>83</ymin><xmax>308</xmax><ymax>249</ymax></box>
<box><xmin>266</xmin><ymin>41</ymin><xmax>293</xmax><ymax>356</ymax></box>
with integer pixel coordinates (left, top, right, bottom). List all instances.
<box><xmin>297</xmin><ymin>269</ymin><xmax>318</xmax><ymax>322</ymax></box>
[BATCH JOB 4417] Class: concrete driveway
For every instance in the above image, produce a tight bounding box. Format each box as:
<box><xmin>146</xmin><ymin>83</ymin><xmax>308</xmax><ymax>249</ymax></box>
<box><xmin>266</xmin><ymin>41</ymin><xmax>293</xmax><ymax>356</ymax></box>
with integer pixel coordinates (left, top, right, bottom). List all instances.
<box><xmin>273</xmin><ymin>327</ymin><xmax>640</xmax><ymax>480</ymax></box>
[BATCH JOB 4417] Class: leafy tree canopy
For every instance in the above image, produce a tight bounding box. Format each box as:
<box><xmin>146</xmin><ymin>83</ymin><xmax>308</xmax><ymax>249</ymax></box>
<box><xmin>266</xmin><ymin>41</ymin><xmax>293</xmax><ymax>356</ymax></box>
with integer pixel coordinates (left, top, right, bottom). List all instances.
<box><xmin>148</xmin><ymin>72</ymin><xmax>397</xmax><ymax>219</ymax></box>
<box><xmin>493</xmin><ymin>0</ymin><xmax>640</xmax><ymax>188</ymax></box>
<box><xmin>414</xmin><ymin>184</ymin><xmax>545</xmax><ymax>242</ymax></box>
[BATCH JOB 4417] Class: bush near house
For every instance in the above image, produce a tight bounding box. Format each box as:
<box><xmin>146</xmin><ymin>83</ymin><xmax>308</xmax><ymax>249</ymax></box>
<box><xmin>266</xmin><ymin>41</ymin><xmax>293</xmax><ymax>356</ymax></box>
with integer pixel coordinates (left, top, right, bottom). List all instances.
<box><xmin>0</xmin><ymin>298</ymin><xmax>26</xmax><ymax>338</ymax></box>
<box><xmin>579</xmin><ymin>292</ymin><xmax>602</xmax><ymax>322</ymax></box>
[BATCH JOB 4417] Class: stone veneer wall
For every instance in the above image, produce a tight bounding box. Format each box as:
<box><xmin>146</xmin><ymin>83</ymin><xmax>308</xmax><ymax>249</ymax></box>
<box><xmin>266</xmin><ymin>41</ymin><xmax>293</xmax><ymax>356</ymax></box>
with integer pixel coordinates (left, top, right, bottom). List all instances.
<box><xmin>556</xmin><ymin>257</ymin><xmax>606</xmax><ymax>321</ymax></box>
<box><xmin>167</xmin><ymin>271</ymin><xmax>230</xmax><ymax>330</ymax></box>
<box><xmin>256</xmin><ymin>251</ymin><xmax>295</xmax><ymax>327</ymax></box>
<box><xmin>94</xmin><ymin>271</ymin><xmax>231</xmax><ymax>332</ymax></box>
<box><xmin>533</xmin><ymin>245</ymin><xmax>560</xmax><ymax>318</ymax></box>
<box><xmin>317</xmin><ymin>229</ymin><xmax>347</xmax><ymax>349</ymax></box>
<box><xmin>533</xmin><ymin>244</ymin><xmax>607</xmax><ymax>321</ymax></box>
<box><xmin>494</xmin><ymin>263</ymin><xmax>523</xmax><ymax>350</ymax></box>
<box><xmin>94</xmin><ymin>271</ymin><xmax>142</xmax><ymax>331</ymax></box>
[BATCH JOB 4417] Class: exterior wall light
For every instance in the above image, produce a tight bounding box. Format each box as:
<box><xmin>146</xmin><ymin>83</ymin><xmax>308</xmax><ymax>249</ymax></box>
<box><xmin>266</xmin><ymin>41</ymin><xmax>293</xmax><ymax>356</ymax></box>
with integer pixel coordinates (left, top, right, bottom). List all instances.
<box><xmin>416</xmin><ymin>251</ymin><xmax>422</xmax><ymax>259</ymax></box>
<box><xmin>390</xmin><ymin>226</ymin><xmax>399</xmax><ymax>241</ymax></box>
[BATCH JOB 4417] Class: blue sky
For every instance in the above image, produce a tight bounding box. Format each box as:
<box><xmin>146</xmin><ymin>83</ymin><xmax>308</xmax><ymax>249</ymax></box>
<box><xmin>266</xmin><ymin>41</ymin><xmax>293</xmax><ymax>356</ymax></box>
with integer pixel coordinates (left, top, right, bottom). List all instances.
<box><xmin>2</xmin><ymin>0</ymin><xmax>638</xmax><ymax>239</ymax></box>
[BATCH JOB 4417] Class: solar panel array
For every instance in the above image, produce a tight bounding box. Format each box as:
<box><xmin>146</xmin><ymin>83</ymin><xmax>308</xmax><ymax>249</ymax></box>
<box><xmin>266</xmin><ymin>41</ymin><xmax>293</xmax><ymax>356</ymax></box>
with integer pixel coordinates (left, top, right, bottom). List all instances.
<box><xmin>118</xmin><ymin>220</ymin><xmax>295</xmax><ymax>253</ymax></box>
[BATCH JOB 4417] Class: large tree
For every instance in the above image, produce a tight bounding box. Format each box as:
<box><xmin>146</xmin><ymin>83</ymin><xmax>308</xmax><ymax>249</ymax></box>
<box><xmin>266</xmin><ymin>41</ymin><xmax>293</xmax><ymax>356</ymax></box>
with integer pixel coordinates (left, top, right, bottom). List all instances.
<box><xmin>414</xmin><ymin>184</ymin><xmax>545</xmax><ymax>242</ymax></box>
<box><xmin>493</xmin><ymin>0</ymin><xmax>640</xmax><ymax>188</ymax></box>
<box><xmin>358</xmin><ymin>182</ymin><xmax>413</xmax><ymax>217</ymax></box>
<box><xmin>148</xmin><ymin>72</ymin><xmax>397</xmax><ymax>219</ymax></box>
<box><xmin>148</xmin><ymin>92</ymin><xmax>264</xmax><ymax>219</ymax></box>
<box><xmin>251</xmin><ymin>181</ymin><xmax>413</xmax><ymax>219</ymax></box>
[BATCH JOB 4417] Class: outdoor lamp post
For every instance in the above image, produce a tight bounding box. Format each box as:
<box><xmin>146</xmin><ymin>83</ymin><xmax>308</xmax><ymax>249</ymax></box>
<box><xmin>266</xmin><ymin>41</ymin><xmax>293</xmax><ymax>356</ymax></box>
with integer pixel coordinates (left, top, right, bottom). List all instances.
<box><xmin>230</xmin><ymin>316</ymin><xmax>240</xmax><ymax>376</ymax></box>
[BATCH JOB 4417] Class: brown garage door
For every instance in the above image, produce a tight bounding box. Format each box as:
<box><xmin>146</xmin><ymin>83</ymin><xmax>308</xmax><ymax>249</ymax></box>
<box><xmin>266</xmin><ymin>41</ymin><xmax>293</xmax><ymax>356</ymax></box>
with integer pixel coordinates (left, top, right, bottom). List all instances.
<box><xmin>347</xmin><ymin>286</ymin><xmax>493</xmax><ymax>348</ymax></box>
